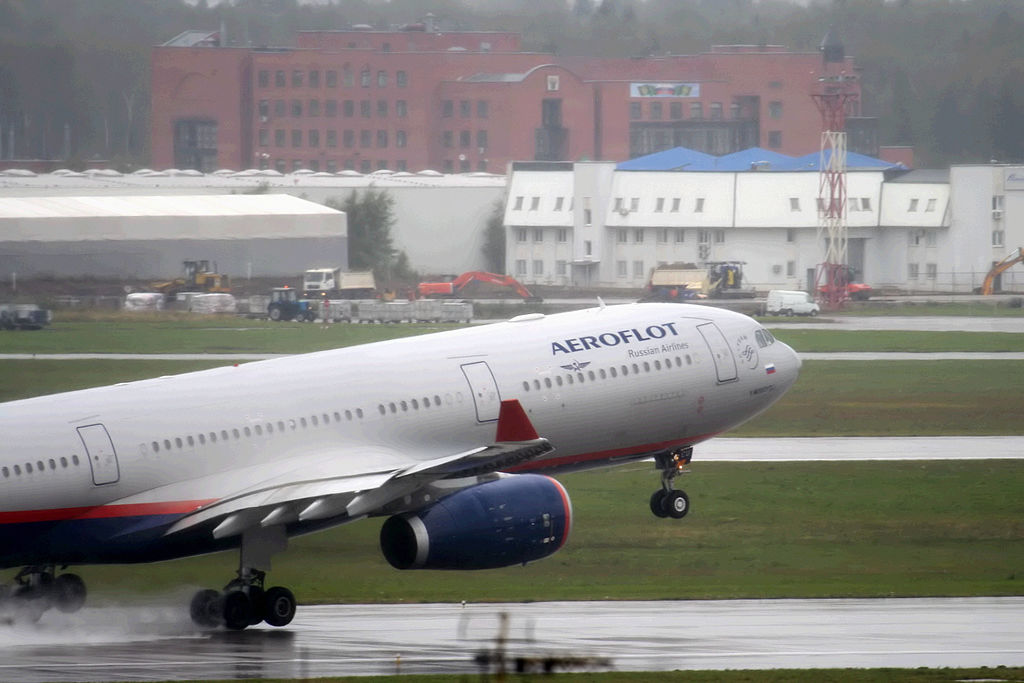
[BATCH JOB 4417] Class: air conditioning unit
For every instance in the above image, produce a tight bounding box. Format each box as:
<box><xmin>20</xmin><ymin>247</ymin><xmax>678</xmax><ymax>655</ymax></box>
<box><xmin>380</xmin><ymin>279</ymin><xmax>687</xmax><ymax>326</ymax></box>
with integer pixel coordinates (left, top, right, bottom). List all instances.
<box><xmin>992</xmin><ymin>209</ymin><xmax>1004</xmax><ymax>220</ymax></box>
<box><xmin>617</xmin><ymin>207</ymin><xmax>630</xmax><ymax>217</ymax></box>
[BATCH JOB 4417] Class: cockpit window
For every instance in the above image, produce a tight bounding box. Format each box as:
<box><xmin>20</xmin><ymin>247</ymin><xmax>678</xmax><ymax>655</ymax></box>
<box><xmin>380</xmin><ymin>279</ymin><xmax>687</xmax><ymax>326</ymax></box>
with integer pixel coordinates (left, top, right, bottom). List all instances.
<box><xmin>755</xmin><ymin>328</ymin><xmax>775</xmax><ymax>348</ymax></box>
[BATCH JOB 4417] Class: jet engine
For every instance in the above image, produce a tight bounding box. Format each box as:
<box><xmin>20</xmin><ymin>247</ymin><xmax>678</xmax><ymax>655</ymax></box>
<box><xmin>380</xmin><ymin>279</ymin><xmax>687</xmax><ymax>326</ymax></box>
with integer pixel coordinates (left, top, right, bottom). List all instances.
<box><xmin>380</xmin><ymin>474</ymin><xmax>572</xmax><ymax>570</ymax></box>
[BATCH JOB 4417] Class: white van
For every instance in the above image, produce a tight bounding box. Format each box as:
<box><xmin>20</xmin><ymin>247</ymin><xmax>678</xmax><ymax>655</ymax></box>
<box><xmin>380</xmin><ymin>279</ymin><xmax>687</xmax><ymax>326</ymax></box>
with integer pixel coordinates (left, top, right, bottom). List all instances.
<box><xmin>765</xmin><ymin>290</ymin><xmax>820</xmax><ymax>316</ymax></box>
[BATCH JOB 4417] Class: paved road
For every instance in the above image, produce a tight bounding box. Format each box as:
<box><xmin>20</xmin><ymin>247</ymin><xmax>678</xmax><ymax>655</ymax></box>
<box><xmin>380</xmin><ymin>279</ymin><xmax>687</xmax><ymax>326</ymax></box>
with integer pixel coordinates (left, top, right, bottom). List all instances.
<box><xmin>2</xmin><ymin>597</ymin><xmax>1022</xmax><ymax>681</ymax></box>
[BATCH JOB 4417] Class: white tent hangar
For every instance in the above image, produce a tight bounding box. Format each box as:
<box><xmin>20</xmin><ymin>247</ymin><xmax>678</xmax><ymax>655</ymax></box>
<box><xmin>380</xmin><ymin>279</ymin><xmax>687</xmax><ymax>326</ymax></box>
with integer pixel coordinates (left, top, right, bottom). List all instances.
<box><xmin>0</xmin><ymin>194</ymin><xmax>347</xmax><ymax>279</ymax></box>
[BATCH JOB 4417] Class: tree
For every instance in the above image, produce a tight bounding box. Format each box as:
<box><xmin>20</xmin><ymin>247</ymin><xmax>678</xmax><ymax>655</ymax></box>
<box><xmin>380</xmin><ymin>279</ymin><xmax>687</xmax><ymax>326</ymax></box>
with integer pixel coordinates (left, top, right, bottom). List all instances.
<box><xmin>481</xmin><ymin>200</ymin><xmax>507</xmax><ymax>273</ymax></box>
<box><xmin>326</xmin><ymin>189</ymin><xmax>396</xmax><ymax>280</ymax></box>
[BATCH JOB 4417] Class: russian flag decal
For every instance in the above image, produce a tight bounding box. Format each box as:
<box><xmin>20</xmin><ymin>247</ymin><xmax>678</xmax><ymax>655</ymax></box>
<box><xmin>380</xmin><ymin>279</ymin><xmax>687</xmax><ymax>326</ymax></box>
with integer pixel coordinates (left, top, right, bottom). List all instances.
<box><xmin>765</xmin><ymin>363</ymin><xmax>777</xmax><ymax>374</ymax></box>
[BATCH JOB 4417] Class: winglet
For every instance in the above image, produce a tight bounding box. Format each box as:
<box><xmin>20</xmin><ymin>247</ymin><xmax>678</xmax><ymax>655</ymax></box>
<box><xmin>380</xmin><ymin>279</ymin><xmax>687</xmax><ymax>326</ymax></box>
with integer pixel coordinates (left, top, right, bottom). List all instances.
<box><xmin>495</xmin><ymin>399</ymin><xmax>539</xmax><ymax>442</ymax></box>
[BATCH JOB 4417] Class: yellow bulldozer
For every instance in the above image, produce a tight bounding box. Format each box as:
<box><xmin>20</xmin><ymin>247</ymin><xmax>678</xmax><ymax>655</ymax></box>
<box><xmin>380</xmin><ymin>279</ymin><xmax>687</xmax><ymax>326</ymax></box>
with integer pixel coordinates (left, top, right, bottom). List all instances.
<box><xmin>151</xmin><ymin>260</ymin><xmax>231</xmax><ymax>301</ymax></box>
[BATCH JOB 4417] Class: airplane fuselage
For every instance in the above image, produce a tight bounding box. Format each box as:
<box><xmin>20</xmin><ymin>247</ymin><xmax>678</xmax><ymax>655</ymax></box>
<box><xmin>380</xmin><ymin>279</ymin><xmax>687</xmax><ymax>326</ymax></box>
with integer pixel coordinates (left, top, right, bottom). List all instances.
<box><xmin>0</xmin><ymin>303</ymin><xmax>800</xmax><ymax>569</ymax></box>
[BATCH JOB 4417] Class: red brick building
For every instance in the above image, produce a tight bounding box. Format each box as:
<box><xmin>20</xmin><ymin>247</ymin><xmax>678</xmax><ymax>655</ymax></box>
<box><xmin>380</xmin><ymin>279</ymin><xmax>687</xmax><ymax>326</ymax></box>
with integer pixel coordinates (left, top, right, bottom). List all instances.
<box><xmin>151</xmin><ymin>26</ymin><xmax>872</xmax><ymax>174</ymax></box>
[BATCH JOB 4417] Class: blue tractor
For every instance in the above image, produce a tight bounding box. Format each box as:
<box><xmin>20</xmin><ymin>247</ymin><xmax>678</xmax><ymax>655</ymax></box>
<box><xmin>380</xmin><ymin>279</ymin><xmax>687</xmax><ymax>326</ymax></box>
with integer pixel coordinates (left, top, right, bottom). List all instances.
<box><xmin>267</xmin><ymin>287</ymin><xmax>317</xmax><ymax>322</ymax></box>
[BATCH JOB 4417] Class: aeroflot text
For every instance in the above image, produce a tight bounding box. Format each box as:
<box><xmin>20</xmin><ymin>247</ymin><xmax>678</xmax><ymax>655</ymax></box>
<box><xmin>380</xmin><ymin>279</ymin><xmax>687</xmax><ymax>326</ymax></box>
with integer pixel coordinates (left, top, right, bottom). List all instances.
<box><xmin>551</xmin><ymin>322</ymin><xmax>680</xmax><ymax>355</ymax></box>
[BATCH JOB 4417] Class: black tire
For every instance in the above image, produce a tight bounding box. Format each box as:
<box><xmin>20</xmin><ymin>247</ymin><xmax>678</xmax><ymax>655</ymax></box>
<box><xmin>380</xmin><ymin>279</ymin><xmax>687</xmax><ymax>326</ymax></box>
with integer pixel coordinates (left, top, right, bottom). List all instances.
<box><xmin>666</xmin><ymin>490</ymin><xmax>690</xmax><ymax>519</ymax></box>
<box><xmin>53</xmin><ymin>573</ymin><xmax>87</xmax><ymax>613</ymax></box>
<box><xmin>305</xmin><ymin>310</ymin><xmax>317</xmax><ymax>323</ymax></box>
<box><xmin>268</xmin><ymin>306</ymin><xmax>282</xmax><ymax>321</ymax></box>
<box><xmin>189</xmin><ymin>588</ymin><xmax>222</xmax><ymax>629</ymax></box>
<box><xmin>247</xmin><ymin>587</ymin><xmax>266</xmax><ymax>625</ymax></box>
<box><xmin>809</xmin><ymin>309</ymin><xmax>818</xmax><ymax>317</ymax></box>
<box><xmin>783</xmin><ymin>308</ymin><xmax>793</xmax><ymax>317</ymax></box>
<box><xmin>263</xmin><ymin>586</ymin><xmax>296</xmax><ymax>627</ymax></box>
<box><xmin>649</xmin><ymin>490</ymin><xmax>669</xmax><ymax>518</ymax></box>
<box><xmin>222</xmin><ymin>590</ymin><xmax>252</xmax><ymax>631</ymax></box>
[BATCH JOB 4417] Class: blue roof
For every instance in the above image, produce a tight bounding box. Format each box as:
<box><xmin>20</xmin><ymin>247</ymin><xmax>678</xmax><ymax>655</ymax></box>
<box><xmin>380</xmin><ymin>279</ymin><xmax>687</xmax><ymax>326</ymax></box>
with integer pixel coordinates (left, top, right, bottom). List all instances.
<box><xmin>619</xmin><ymin>146</ymin><xmax>905</xmax><ymax>172</ymax></box>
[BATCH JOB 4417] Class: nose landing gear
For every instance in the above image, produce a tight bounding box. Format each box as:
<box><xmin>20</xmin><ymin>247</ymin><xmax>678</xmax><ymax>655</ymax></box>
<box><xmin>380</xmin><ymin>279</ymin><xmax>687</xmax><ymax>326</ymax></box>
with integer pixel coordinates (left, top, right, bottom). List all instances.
<box><xmin>649</xmin><ymin>447</ymin><xmax>692</xmax><ymax>519</ymax></box>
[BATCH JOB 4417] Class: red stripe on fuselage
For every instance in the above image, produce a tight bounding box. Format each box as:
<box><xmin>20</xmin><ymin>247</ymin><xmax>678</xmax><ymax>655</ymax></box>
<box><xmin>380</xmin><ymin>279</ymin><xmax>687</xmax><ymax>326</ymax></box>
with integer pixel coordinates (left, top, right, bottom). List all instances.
<box><xmin>0</xmin><ymin>499</ymin><xmax>217</xmax><ymax>525</ymax></box>
<box><xmin>507</xmin><ymin>432</ymin><xmax>717</xmax><ymax>473</ymax></box>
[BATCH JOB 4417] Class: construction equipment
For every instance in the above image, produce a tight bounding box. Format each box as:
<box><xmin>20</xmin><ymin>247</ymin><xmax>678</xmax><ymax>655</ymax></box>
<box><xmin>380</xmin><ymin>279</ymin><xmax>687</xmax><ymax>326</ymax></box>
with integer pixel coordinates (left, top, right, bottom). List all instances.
<box><xmin>816</xmin><ymin>265</ymin><xmax>872</xmax><ymax>301</ymax></box>
<box><xmin>302</xmin><ymin>268</ymin><xmax>377</xmax><ymax>299</ymax></box>
<box><xmin>417</xmin><ymin>271</ymin><xmax>541</xmax><ymax>301</ymax></box>
<box><xmin>705</xmin><ymin>261</ymin><xmax>756</xmax><ymax>298</ymax></box>
<box><xmin>981</xmin><ymin>247</ymin><xmax>1024</xmax><ymax>295</ymax></box>
<box><xmin>151</xmin><ymin>260</ymin><xmax>231</xmax><ymax>301</ymax></box>
<box><xmin>643</xmin><ymin>263</ymin><xmax>706</xmax><ymax>301</ymax></box>
<box><xmin>267</xmin><ymin>287</ymin><xmax>317</xmax><ymax>322</ymax></box>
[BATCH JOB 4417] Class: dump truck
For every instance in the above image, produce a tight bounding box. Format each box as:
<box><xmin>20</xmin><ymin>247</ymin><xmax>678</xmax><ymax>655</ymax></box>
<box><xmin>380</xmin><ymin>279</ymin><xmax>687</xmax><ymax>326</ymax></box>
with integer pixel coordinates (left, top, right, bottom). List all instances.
<box><xmin>302</xmin><ymin>268</ymin><xmax>377</xmax><ymax>299</ymax></box>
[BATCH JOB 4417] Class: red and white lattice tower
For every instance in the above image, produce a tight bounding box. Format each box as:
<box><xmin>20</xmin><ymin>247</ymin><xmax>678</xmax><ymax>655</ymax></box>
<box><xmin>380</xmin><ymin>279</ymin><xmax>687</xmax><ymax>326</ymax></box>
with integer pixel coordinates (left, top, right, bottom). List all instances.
<box><xmin>812</xmin><ymin>27</ymin><xmax>858</xmax><ymax>310</ymax></box>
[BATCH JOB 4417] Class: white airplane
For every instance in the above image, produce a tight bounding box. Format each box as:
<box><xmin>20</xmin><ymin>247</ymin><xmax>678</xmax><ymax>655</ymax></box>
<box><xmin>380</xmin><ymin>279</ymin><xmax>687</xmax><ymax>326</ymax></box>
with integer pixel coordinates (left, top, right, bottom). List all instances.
<box><xmin>0</xmin><ymin>302</ymin><xmax>800</xmax><ymax>629</ymax></box>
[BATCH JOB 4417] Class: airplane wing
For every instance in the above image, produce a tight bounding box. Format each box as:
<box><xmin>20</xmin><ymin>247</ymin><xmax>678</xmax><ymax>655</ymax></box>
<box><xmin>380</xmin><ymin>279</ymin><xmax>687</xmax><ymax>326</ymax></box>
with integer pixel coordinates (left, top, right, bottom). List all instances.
<box><xmin>131</xmin><ymin>400</ymin><xmax>553</xmax><ymax>540</ymax></box>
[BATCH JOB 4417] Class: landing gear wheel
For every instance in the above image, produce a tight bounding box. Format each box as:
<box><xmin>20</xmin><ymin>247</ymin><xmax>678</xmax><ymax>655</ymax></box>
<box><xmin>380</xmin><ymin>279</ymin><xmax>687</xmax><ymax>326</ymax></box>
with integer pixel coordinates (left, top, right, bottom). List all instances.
<box><xmin>263</xmin><ymin>586</ymin><xmax>296</xmax><ymax>627</ymax></box>
<box><xmin>222</xmin><ymin>590</ymin><xmax>252</xmax><ymax>631</ymax></box>
<box><xmin>190</xmin><ymin>589</ymin><xmax>222</xmax><ymax>629</ymax></box>
<box><xmin>665</xmin><ymin>490</ymin><xmax>690</xmax><ymax>519</ymax></box>
<box><xmin>53</xmin><ymin>573</ymin><xmax>86</xmax><ymax>613</ymax></box>
<box><xmin>649</xmin><ymin>490</ymin><xmax>669</xmax><ymax>518</ymax></box>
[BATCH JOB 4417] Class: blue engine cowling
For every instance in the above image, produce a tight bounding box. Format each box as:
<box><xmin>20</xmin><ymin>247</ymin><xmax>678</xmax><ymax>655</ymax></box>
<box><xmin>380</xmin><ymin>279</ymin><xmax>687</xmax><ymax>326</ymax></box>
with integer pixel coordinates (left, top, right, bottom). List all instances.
<box><xmin>379</xmin><ymin>474</ymin><xmax>572</xmax><ymax>570</ymax></box>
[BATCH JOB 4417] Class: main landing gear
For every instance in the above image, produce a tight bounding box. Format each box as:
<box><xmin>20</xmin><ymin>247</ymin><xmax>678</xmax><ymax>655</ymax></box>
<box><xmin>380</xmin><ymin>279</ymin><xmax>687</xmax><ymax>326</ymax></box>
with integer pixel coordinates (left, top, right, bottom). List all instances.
<box><xmin>0</xmin><ymin>566</ymin><xmax>87</xmax><ymax>623</ymax></box>
<box><xmin>190</xmin><ymin>568</ymin><xmax>296</xmax><ymax>631</ymax></box>
<box><xmin>189</xmin><ymin>525</ymin><xmax>296</xmax><ymax>631</ymax></box>
<box><xmin>649</xmin><ymin>447</ymin><xmax>692</xmax><ymax>519</ymax></box>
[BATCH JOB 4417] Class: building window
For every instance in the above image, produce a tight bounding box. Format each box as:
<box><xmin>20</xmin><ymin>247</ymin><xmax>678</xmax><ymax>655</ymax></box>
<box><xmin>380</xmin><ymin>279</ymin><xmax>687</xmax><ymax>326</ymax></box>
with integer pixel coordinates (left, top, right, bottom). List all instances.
<box><xmin>630</xmin><ymin>197</ymin><xmax>639</xmax><ymax>212</ymax></box>
<box><xmin>671</xmin><ymin>198</ymin><xmax>681</xmax><ymax>212</ymax></box>
<box><xmin>993</xmin><ymin>230</ymin><xmax>1005</xmax><ymax>247</ymax></box>
<box><xmin>308</xmin><ymin>129</ymin><xmax>319</xmax><ymax>147</ymax></box>
<box><xmin>787</xmin><ymin>228</ymin><xmax>796</xmax><ymax>243</ymax></box>
<box><xmin>343</xmin><ymin>100</ymin><xmax>354</xmax><ymax>117</ymax></box>
<box><xmin>360</xmin><ymin>100</ymin><xmax>371</xmax><ymax>118</ymax></box>
<box><xmin>533</xmin><ymin>260</ymin><xmax>543</xmax><ymax>275</ymax></box>
<box><xmin>650</xmin><ymin>102</ymin><xmax>662</xmax><ymax>120</ymax></box>
<box><xmin>926</xmin><ymin>263</ymin><xmax>937</xmax><ymax>279</ymax></box>
<box><xmin>926</xmin><ymin>231</ymin><xmax>938</xmax><ymax>247</ymax></box>
<box><xmin>630</xmin><ymin>102</ymin><xmax>642</xmax><ymax>120</ymax></box>
<box><xmin>670</xmin><ymin>102</ymin><xmax>683</xmax><ymax>120</ymax></box>
<box><xmin>908</xmin><ymin>263</ymin><xmax>920</xmax><ymax>279</ymax></box>
<box><xmin>694</xmin><ymin>197</ymin><xmax>705</xmax><ymax>213</ymax></box>
<box><xmin>714</xmin><ymin>230</ymin><xmax>725</xmax><ymax>244</ymax></box>
<box><xmin>617</xmin><ymin>229</ymin><xmax>628</xmax><ymax>243</ymax></box>
<box><xmin>584</xmin><ymin>240</ymin><xmax>592</xmax><ymax>256</ymax></box>
<box><xmin>361</xmin><ymin>68</ymin><xmax>371</xmax><ymax>87</ymax></box>
<box><xmin>258</xmin><ymin>99</ymin><xmax>269</xmax><ymax>120</ymax></box>
<box><xmin>554</xmin><ymin>197</ymin><xmax>564</xmax><ymax>211</ymax></box>
<box><xmin>275</xmin><ymin>70</ymin><xmax>286</xmax><ymax>87</ymax></box>
<box><xmin>258</xmin><ymin>70</ymin><xmax>269</xmax><ymax>88</ymax></box>
<box><xmin>516</xmin><ymin>259</ymin><xmax>527</xmax><ymax>275</ymax></box>
<box><xmin>442</xmin><ymin>100</ymin><xmax>453</xmax><ymax>118</ymax></box>
<box><xmin>275</xmin><ymin>129</ymin><xmax>285</xmax><ymax>147</ymax></box>
<box><xmin>291</xmin><ymin>129</ymin><xmax>302</xmax><ymax>147</ymax></box>
<box><xmin>275</xmin><ymin>99</ymin><xmax>286</xmax><ymax>117</ymax></box>
<box><xmin>396</xmin><ymin>130</ymin><xmax>407</xmax><ymax>148</ymax></box>
<box><xmin>360</xmin><ymin>130</ymin><xmax>371</xmax><ymax>147</ymax></box>
<box><xmin>655</xmin><ymin>197</ymin><xmax>664</xmax><ymax>212</ymax></box>
<box><xmin>343</xmin><ymin>66</ymin><xmax>353</xmax><ymax>87</ymax></box>
<box><xmin>769</xmin><ymin>101</ymin><xmax>783</xmax><ymax>119</ymax></box>
<box><xmin>768</xmin><ymin>131</ymin><xmax>782</xmax><ymax>148</ymax></box>
<box><xmin>710</xmin><ymin>102</ymin><xmax>723</xmax><ymax>120</ymax></box>
<box><xmin>396</xmin><ymin>100</ymin><xmax>407</xmax><ymax>118</ymax></box>
<box><xmin>376</xmin><ymin>130</ymin><xmax>388</xmax><ymax>147</ymax></box>
<box><xmin>633</xmin><ymin>261</ymin><xmax>645</xmax><ymax>278</ymax></box>
<box><xmin>789</xmin><ymin>197</ymin><xmax>801</xmax><ymax>211</ymax></box>
<box><xmin>326</xmin><ymin>70</ymin><xmax>337</xmax><ymax>88</ymax></box>
<box><xmin>258</xmin><ymin>129</ymin><xmax>269</xmax><ymax>146</ymax></box>
<box><xmin>292</xmin><ymin>70</ymin><xmax>303</xmax><ymax>88</ymax></box>
<box><xmin>617</xmin><ymin>261</ymin><xmax>627</xmax><ymax>277</ymax></box>
<box><xmin>531</xmin><ymin>199</ymin><xmax>541</xmax><ymax>213</ymax></box>
<box><xmin>309</xmin><ymin>100</ymin><xmax>320</xmax><ymax>117</ymax></box>
<box><xmin>460</xmin><ymin>100</ymin><xmax>471</xmax><ymax>118</ymax></box>
<box><xmin>460</xmin><ymin>130</ymin><xmax>470</xmax><ymax>148</ymax></box>
<box><xmin>657</xmin><ymin>229</ymin><xmax>668</xmax><ymax>243</ymax></box>
<box><xmin>326</xmin><ymin>130</ymin><xmax>337</xmax><ymax>147</ymax></box>
<box><xmin>674</xmin><ymin>229</ymin><xmax>685</xmax><ymax>243</ymax></box>
<box><xmin>476</xmin><ymin>130</ymin><xmax>488</xmax><ymax>149</ymax></box>
<box><xmin>516</xmin><ymin>228</ymin><xmax>527</xmax><ymax>241</ymax></box>
<box><xmin>514</xmin><ymin>196</ymin><xmax>524</xmax><ymax>211</ymax></box>
<box><xmin>583</xmin><ymin>197</ymin><xmax>592</xmax><ymax>226</ymax></box>
<box><xmin>925</xmin><ymin>198</ymin><xmax>937</xmax><ymax>212</ymax></box>
<box><xmin>377</xmin><ymin>70</ymin><xmax>387</xmax><ymax>87</ymax></box>
<box><xmin>634</xmin><ymin>229</ymin><xmax>644</xmax><ymax>244</ymax></box>
<box><xmin>343</xmin><ymin>130</ymin><xmax>354</xmax><ymax>147</ymax></box>
<box><xmin>291</xmin><ymin>100</ymin><xmax>303</xmax><ymax>117</ymax></box>
<box><xmin>547</xmin><ymin>75</ymin><xmax>560</xmax><ymax>91</ymax></box>
<box><xmin>690</xmin><ymin>102</ymin><xmax>702</xmax><ymax>119</ymax></box>
<box><xmin>730</xmin><ymin>102</ymin><xmax>740</xmax><ymax>119</ymax></box>
<box><xmin>442</xmin><ymin>130</ymin><xmax>453</xmax><ymax>148</ymax></box>
<box><xmin>993</xmin><ymin>195</ymin><xmax>1005</xmax><ymax>211</ymax></box>
<box><xmin>309</xmin><ymin>70</ymin><xmax>320</xmax><ymax>88</ymax></box>
<box><xmin>396</xmin><ymin>70</ymin><xmax>407</xmax><ymax>87</ymax></box>
<box><xmin>861</xmin><ymin>197</ymin><xmax>872</xmax><ymax>211</ymax></box>
<box><xmin>377</xmin><ymin>100</ymin><xmax>388</xmax><ymax>117</ymax></box>
<box><xmin>557</xmin><ymin>228</ymin><xmax>567</xmax><ymax>242</ymax></box>
<box><xmin>908</xmin><ymin>198</ymin><xmax>919</xmax><ymax>212</ymax></box>
<box><xmin>556</xmin><ymin>260</ymin><xmax>567</xmax><ymax>276</ymax></box>
<box><xmin>477</xmin><ymin>100</ymin><xmax>489</xmax><ymax>118</ymax></box>
<box><xmin>325</xmin><ymin>100</ymin><xmax>337</xmax><ymax>117</ymax></box>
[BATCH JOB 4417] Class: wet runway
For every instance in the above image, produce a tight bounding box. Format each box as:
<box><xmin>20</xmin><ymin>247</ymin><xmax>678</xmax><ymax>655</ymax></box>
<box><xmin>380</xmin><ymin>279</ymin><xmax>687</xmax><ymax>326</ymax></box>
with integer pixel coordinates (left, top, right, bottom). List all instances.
<box><xmin>2</xmin><ymin>597</ymin><xmax>1023</xmax><ymax>681</ymax></box>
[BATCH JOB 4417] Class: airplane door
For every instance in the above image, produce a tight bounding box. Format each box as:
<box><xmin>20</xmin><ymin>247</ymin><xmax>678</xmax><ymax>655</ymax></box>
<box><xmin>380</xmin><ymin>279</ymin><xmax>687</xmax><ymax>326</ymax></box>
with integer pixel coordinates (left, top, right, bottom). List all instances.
<box><xmin>697</xmin><ymin>322</ymin><xmax>738</xmax><ymax>383</ymax></box>
<box><xmin>461</xmin><ymin>361</ymin><xmax>502</xmax><ymax>423</ymax></box>
<box><xmin>77</xmin><ymin>424</ymin><xmax>120</xmax><ymax>485</ymax></box>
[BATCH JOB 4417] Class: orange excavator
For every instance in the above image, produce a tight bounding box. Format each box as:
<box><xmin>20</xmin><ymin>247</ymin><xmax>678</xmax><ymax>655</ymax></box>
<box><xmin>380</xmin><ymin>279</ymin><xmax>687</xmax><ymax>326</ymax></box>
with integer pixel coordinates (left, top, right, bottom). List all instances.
<box><xmin>417</xmin><ymin>271</ymin><xmax>541</xmax><ymax>301</ymax></box>
<box><xmin>981</xmin><ymin>247</ymin><xmax>1024</xmax><ymax>295</ymax></box>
